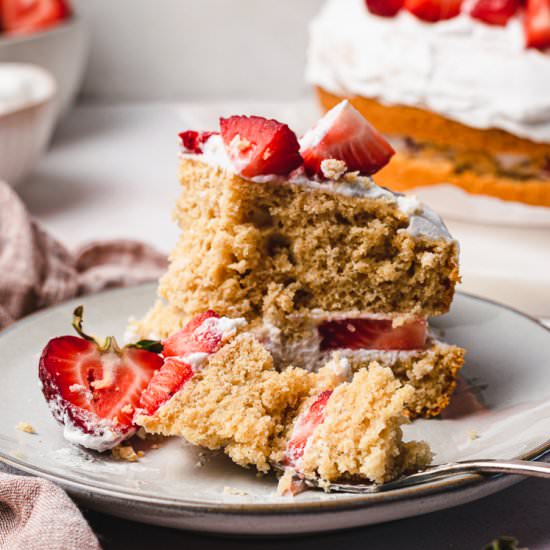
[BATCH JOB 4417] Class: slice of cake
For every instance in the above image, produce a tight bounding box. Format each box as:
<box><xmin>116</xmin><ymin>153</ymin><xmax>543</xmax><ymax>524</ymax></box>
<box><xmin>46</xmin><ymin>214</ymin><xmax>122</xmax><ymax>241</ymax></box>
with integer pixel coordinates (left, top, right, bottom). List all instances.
<box><xmin>134</xmin><ymin>101</ymin><xmax>464</xmax><ymax>418</ymax></box>
<box><xmin>134</xmin><ymin>311</ymin><xmax>431</xmax><ymax>485</ymax></box>
<box><xmin>307</xmin><ymin>0</ymin><xmax>550</xmax><ymax>208</ymax></box>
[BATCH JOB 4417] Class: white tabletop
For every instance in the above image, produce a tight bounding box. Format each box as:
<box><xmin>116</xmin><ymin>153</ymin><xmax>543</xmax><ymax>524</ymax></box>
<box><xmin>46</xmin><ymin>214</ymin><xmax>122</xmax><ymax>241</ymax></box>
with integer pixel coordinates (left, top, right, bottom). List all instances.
<box><xmin>13</xmin><ymin>101</ymin><xmax>550</xmax><ymax>548</ymax></box>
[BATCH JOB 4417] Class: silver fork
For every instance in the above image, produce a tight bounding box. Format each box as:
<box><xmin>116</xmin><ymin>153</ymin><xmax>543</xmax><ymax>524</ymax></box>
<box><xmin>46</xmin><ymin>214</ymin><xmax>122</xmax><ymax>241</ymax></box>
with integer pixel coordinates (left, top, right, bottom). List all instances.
<box><xmin>277</xmin><ymin>459</ymin><xmax>550</xmax><ymax>494</ymax></box>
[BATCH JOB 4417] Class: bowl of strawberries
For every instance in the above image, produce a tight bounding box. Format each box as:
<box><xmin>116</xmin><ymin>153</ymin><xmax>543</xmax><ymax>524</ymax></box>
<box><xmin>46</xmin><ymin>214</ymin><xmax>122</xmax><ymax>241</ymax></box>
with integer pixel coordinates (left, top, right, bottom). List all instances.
<box><xmin>0</xmin><ymin>0</ymin><xmax>88</xmax><ymax>119</ymax></box>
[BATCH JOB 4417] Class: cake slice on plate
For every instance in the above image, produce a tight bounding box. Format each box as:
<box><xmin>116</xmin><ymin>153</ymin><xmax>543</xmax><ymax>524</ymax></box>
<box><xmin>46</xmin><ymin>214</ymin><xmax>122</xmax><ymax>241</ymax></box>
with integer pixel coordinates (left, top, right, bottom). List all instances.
<box><xmin>134</xmin><ymin>310</ymin><xmax>431</xmax><ymax>486</ymax></box>
<box><xmin>134</xmin><ymin>100</ymin><xmax>464</xmax><ymax>418</ymax></box>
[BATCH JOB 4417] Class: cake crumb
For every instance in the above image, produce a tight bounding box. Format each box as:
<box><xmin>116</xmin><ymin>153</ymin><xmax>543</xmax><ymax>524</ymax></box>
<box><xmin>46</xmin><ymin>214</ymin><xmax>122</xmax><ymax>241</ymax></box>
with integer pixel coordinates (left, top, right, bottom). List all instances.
<box><xmin>112</xmin><ymin>445</ymin><xmax>139</xmax><ymax>462</ymax></box>
<box><xmin>320</xmin><ymin>159</ymin><xmax>347</xmax><ymax>180</ymax></box>
<box><xmin>223</xmin><ymin>486</ymin><xmax>248</xmax><ymax>496</ymax></box>
<box><xmin>469</xmin><ymin>430</ymin><xmax>479</xmax><ymax>441</ymax></box>
<box><xmin>136</xmin><ymin>427</ymin><xmax>148</xmax><ymax>440</ymax></box>
<box><xmin>277</xmin><ymin>468</ymin><xmax>306</xmax><ymax>496</ymax></box>
<box><xmin>90</xmin><ymin>373</ymin><xmax>113</xmax><ymax>390</ymax></box>
<box><xmin>121</xmin><ymin>404</ymin><xmax>134</xmax><ymax>415</ymax></box>
<box><xmin>16</xmin><ymin>422</ymin><xmax>35</xmax><ymax>434</ymax></box>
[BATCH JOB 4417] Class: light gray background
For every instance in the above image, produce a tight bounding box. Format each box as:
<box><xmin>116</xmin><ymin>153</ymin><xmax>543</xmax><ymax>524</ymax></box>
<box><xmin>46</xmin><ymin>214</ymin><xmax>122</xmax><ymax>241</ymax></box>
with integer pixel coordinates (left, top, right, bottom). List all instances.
<box><xmin>72</xmin><ymin>0</ymin><xmax>324</xmax><ymax>101</ymax></box>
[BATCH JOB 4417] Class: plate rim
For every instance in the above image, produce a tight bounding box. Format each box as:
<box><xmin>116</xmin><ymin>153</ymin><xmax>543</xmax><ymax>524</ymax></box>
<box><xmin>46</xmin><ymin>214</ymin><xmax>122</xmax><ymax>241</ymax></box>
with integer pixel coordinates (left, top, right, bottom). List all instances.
<box><xmin>1</xmin><ymin>284</ymin><xmax>549</xmax><ymax>515</ymax></box>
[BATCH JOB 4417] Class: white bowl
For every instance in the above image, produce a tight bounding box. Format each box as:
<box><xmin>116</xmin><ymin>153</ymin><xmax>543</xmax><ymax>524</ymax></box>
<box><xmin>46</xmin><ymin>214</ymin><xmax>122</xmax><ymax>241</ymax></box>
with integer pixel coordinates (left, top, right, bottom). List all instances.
<box><xmin>0</xmin><ymin>17</ymin><xmax>88</xmax><ymax>120</ymax></box>
<box><xmin>0</xmin><ymin>64</ymin><xmax>56</xmax><ymax>187</ymax></box>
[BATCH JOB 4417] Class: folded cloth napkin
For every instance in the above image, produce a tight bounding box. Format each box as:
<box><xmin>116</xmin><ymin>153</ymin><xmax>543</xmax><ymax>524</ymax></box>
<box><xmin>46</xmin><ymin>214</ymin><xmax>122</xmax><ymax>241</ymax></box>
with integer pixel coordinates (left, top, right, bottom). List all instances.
<box><xmin>0</xmin><ymin>180</ymin><xmax>168</xmax><ymax>549</ymax></box>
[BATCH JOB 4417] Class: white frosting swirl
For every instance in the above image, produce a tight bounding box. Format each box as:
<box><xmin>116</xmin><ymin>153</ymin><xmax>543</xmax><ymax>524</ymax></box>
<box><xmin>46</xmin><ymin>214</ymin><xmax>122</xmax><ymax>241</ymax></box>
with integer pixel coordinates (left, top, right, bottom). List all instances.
<box><xmin>306</xmin><ymin>0</ymin><xmax>550</xmax><ymax>143</ymax></box>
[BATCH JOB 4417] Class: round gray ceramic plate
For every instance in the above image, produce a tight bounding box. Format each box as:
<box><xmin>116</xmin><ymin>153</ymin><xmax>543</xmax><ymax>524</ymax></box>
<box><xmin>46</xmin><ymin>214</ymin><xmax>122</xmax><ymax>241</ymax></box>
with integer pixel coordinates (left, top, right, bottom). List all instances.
<box><xmin>1</xmin><ymin>284</ymin><xmax>550</xmax><ymax>535</ymax></box>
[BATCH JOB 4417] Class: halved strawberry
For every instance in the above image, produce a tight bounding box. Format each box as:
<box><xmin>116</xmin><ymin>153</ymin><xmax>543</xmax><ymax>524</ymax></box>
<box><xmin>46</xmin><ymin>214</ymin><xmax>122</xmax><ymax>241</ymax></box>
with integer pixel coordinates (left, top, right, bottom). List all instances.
<box><xmin>405</xmin><ymin>0</ymin><xmax>462</xmax><ymax>21</ymax></box>
<box><xmin>162</xmin><ymin>310</ymin><xmax>222</xmax><ymax>357</ymax></box>
<box><xmin>524</xmin><ymin>0</ymin><xmax>550</xmax><ymax>49</ymax></box>
<box><xmin>1</xmin><ymin>0</ymin><xmax>71</xmax><ymax>36</ymax></box>
<box><xmin>365</xmin><ymin>0</ymin><xmax>404</xmax><ymax>16</ymax></box>
<box><xmin>318</xmin><ymin>318</ymin><xmax>428</xmax><ymax>351</ymax></box>
<box><xmin>284</xmin><ymin>390</ymin><xmax>333</xmax><ymax>467</ymax></box>
<box><xmin>219</xmin><ymin>115</ymin><xmax>303</xmax><ymax>178</ymax></box>
<box><xmin>39</xmin><ymin>308</ymin><xmax>163</xmax><ymax>451</ymax></box>
<box><xmin>299</xmin><ymin>100</ymin><xmax>395</xmax><ymax>178</ymax></box>
<box><xmin>179</xmin><ymin>131</ymin><xmax>218</xmax><ymax>154</ymax></box>
<box><xmin>138</xmin><ymin>357</ymin><xmax>194</xmax><ymax>415</ymax></box>
<box><xmin>470</xmin><ymin>0</ymin><xmax>519</xmax><ymax>25</ymax></box>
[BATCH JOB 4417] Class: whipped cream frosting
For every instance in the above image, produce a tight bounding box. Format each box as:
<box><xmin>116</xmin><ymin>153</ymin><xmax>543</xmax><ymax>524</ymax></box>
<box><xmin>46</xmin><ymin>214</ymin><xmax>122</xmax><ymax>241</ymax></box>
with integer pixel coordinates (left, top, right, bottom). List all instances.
<box><xmin>181</xmin><ymin>134</ymin><xmax>454</xmax><ymax>242</ymax></box>
<box><xmin>306</xmin><ymin>0</ymin><xmax>550</xmax><ymax>143</ymax></box>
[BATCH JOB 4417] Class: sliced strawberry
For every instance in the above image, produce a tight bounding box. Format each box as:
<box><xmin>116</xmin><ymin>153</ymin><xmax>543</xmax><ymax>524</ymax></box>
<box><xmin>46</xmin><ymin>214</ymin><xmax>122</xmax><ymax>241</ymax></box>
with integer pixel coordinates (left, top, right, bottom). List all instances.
<box><xmin>470</xmin><ymin>0</ymin><xmax>518</xmax><ymax>25</ymax></box>
<box><xmin>179</xmin><ymin>131</ymin><xmax>218</xmax><ymax>154</ymax></box>
<box><xmin>365</xmin><ymin>0</ymin><xmax>404</xmax><ymax>16</ymax></box>
<box><xmin>299</xmin><ymin>100</ymin><xmax>395</xmax><ymax>178</ymax></box>
<box><xmin>138</xmin><ymin>357</ymin><xmax>194</xmax><ymax>415</ymax></box>
<box><xmin>318</xmin><ymin>318</ymin><xmax>428</xmax><ymax>351</ymax></box>
<box><xmin>284</xmin><ymin>390</ymin><xmax>333</xmax><ymax>467</ymax></box>
<box><xmin>162</xmin><ymin>310</ymin><xmax>222</xmax><ymax>357</ymax></box>
<box><xmin>405</xmin><ymin>0</ymin><xmax>462</xmax><ymax>21</ymax></box>
<box><xmin>39</xmin><ymin>335</ymin><xmax>162</xmax><ymax>451</ymax></box>
<box><xmin>1</xmin><ymin>0</ymin><xmax>71</xmax><ymax>36</ymax></box>
<box><xmin>524</xmin><ymin>0</ymin><xmax>550</xmax><ymax>49</ymax></box>
<box><xmin>219</xmin><ymin>115</ymin><xmax>303</xmax><ymax>178</ymax></box>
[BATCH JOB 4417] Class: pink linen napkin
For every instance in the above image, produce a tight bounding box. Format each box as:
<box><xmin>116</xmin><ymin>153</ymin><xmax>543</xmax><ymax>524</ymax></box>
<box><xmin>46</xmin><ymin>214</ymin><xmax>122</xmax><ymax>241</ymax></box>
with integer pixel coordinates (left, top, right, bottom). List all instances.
<box><xmin>0</xmin><ymin>180</ymin><xmax>168</xmax><ymax>549</ymax></box>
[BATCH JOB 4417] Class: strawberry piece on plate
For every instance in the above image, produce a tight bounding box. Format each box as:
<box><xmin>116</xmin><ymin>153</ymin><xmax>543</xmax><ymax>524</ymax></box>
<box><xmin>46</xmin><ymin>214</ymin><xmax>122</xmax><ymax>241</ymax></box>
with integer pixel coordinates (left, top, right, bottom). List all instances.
<box><xmin>39</xmin><ymin>308</ymin><xmax>162</xmax><ymax>451</ymax></box>
<box><xmin>162</xmin><ymin>310</ymin><xmax>223</xmax><ymax>357</ymax></box>
<box><xmin>524</xmin><ymin>0</ymin><xmax>550</xmax><ymax>49</ymax></box>
<box><xmin>299</xmin><ymin>100</ymin><xmax>395</xmax><ymax>177</ymax></box>
<box><xmin>138</xmin><ymin>357</ymin><xmax>194</xmax><ymax>415</ymax></box>
<box><xmin>365</xmin><ymin>0</ymin><xmax>404</xmax><ymax>17</ymax></box>
<box><xmin>470</xmin><ymin>0</ymin><xmax>519</xmax><ymax>25</ymax></box>
<box><xmin>284</xmin><ymin>390</ymin><xmax>333</xmax><ymax>467</ymax></box>
<box><xmin>318</xmin><ymin>318</ymin><xmax>428</xmax><ymax>351</ymax></box>
<box><xmin>405</xmin><ymin>0</ymin><xmax>462</xmax><ymax>22</ymax></box>
<box><xmin>179</xmin><ymin>130</ymin><xmax>218</xmax><ymax>154</ymax></box>
<box><xmin>219</xmin><ymin>115</ymin><xmax>303</xmax><ymax>178</ymax></box>
<box><xmin>1</xmin><ymin>0</ymin><xmax>71</xmax><ymax>36</ymax></box>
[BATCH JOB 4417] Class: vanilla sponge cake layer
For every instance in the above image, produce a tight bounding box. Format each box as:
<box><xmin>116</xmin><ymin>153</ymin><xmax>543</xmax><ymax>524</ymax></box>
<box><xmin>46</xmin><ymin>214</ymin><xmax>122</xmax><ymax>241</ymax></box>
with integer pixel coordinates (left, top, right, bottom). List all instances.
<box><xmin>137</xmin><ymin>334</ymin><xmax>430</xmax><ymax>483</ymax></box>
<box><xmin>143</xmin><ymin>159</ymin><xmax>459</xmax><ymax>334</ymax></box>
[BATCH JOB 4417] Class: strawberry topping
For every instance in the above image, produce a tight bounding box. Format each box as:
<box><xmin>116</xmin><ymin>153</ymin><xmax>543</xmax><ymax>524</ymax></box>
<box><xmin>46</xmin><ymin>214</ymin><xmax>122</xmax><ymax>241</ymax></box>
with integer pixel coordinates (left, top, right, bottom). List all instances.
<box><xmin>138</xmin><ymin>357</ymin><xmax>194</xmax><ymax>415</ymax></box>
<box><xmin>405</xmin><ymin>0</ymin><xmax>463</xmax><ymax>22</ymax></box>
<box><xmin>284</xmin><ymin>390</ymin><xmax>333</xmax><ymax>467</ymax></box>
<box><xmin>1</xmin><ymin>0</ymin><xmax>71</xmax><ymax>36</ymax></box>
<box><xmin>179</xmin><ymin>131</ymin><xmax>218</xmax><ymax>154</ymax></box>
<box><xmin>162</xmin><ymin>310</ymin><xmax>223</xmax><ymax>357</ymax></box>
<box><xmin>470</xmin><ymin>0</ymin><xmax>519</xmax><ymax>25</ymax></box>
<box><xmin>365</xmin><ymin>0</ymin><xmax>405</xmax><ymax>17</ymax></box>
<box><xmin>299</xmin><ymin>100</ymin><xmax>395</xmax><ymax>178</ymax></box>
<box><xmin>318</xmin><ymin>318</ymin><xmax>428</xmax><ymax>351</ymax></box>
<box><xmin>524</xmin><ymin>0</ymin><xmax>550</xmax><ymax>49</ymax></box>
<box><xmin>39</xmin><ymin>334</ymin><xmax>162</xmax><ymax>451</ymax></box>
<box><xmin>219</xmin><ymin>115</ymin><xmax>303</xmax><ymax>178</ymax></box>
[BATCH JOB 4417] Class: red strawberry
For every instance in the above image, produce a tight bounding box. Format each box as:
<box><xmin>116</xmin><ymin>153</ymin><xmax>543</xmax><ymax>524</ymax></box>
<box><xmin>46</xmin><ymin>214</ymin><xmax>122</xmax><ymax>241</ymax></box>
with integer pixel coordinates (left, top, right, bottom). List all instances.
<box><xmin>284</xmin><ymin>390</ymin><xmax>333</xmax><ymax>467</ymax></box>
<box><xmin>524</xmin><ymin>0</ymin><xmax>550</xmax><ymax>49</ymax></box>
<box><xmin>318</xmin><ymin>318</ymin><xmax>427</xmax><ymax>351</ymax></box>
<box><xmin>138</xmin><ymin>357</ymin><xmax>194</xmax><ymax>415</ymax></box>
<box><xmin>39</xmin><ymin>308</ymin><xmax>162</xmax><ymax>451</ymax></box>
<box><xmin>365</xmin><ymin>0</ymin><xmax>404</xmax><ymax>16</ymax></box>
<box><xmin>470</xmin><ymin>0</ymin><xmax>519</xmax><ymax>25</ymax></box>
<box><xmin>179</xmin><ymin>131</ymin><xmax>218</xmax><ymax>154</ymax></box>
<box><xmin>1</xmin><ymin>0</ymin><xmax>71</xmax><ymax>36</ymax></box>
<box><xmin>299</xmin><ymin>100</ymin><xmax>395</xmax><ymax>178</ymax></box>
<box><xmin>162</xmin><ymin>310</ymin><xmax>222</xmax><ymax>357</ymax></box>
<box><xmin>405</xmin><ymin>0</ymin><xmax>462</xmax><ymax>21</ymax></box>
<box><xmin>219</xmin><ymin>115</ymin><xmax>303</xmax><ymax>178</ymax></box>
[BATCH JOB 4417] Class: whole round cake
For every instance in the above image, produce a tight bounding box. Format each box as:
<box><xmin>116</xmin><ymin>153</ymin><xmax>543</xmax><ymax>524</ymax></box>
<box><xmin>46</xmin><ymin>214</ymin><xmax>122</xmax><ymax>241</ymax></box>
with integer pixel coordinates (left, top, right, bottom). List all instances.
<box><xmin>306</xmin><ymin>0</ymin><xmax>550</xmax><ymax>208</ymax></box>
